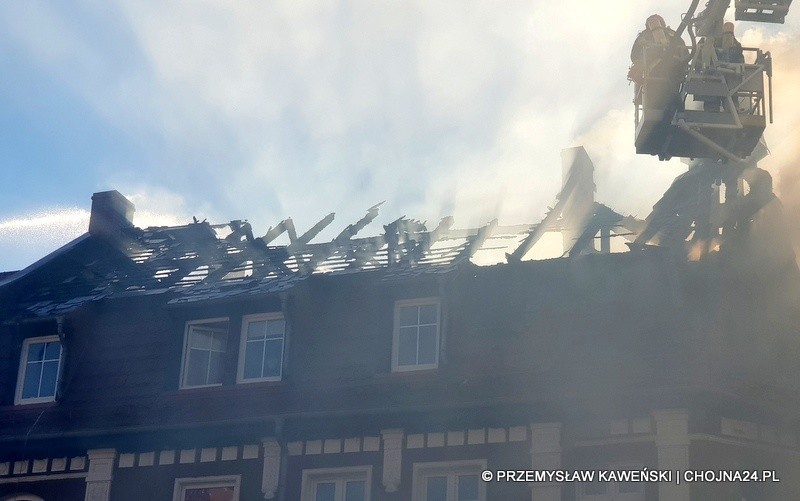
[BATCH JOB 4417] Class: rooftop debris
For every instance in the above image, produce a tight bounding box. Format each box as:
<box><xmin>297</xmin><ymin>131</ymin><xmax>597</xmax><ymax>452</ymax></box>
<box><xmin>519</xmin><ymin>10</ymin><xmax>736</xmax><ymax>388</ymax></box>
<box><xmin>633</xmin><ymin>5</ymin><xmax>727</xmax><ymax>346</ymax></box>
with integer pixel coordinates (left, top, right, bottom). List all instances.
<box><xmin>0</xmin><ymin>147</ymin><xmax>645</xmax><ymax>319</ymax></box>
<box><xmin>1</xmin><ymin>200</ymin><xmax>635</xmax><ymax>319</ymax></box>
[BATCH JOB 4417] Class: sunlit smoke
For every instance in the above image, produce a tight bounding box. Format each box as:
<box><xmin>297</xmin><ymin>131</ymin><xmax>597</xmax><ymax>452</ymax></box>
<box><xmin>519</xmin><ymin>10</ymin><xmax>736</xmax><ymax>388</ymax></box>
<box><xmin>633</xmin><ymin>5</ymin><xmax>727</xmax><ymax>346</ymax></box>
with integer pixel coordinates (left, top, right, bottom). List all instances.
<box><xmin>125</xmin><ymin>192</ymin><xmax>192</xmax><ymax>229</ymax></box>
<box><xmin>741</xmin><ymin>30</ymin><xmax>800</xmax><ymax>262</ymax></box>
<box><xmin>0</xmin><ymin>190</ymin><xmax>195</xmax><ymax>270</ymax></box>
<box><xmin>0</xmin><ymin>208</ymin><xmax>89</xmax><ymax>271</ymax></box>
<box><xmin>0</xmin><ymin>208</ymin><xmax>88</xmax><ymax>233</ymax></box>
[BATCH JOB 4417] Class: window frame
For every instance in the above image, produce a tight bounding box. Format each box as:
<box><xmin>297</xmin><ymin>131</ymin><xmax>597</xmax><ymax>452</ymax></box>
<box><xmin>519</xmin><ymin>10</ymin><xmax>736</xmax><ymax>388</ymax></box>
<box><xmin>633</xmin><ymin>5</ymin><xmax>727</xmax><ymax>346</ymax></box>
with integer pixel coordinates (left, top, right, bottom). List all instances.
<box><xmin>172</xmin><ymin>475</ymin><xmax>240</xmax><ymax>501</ymax></box>
<box><xmin>179</xmin><ymin>317</ymin><xmax>230</xmax><ymax>390</ymax></box>
<box><xmin>412</xmin><ymin>459</ymin><xmax>487</xmax><ymax>501</ymax></box>
<box><xmin>392</xmin><ymin>298</ymin><xmax>441</xmax><ymax>373</ymax></box>
<box><xmin>300</xmin><ymin>466</ymin><xmax>372</xmax><ymax>501</ymax></box>
<box><xmin>15</xmin><ymin>335</ymin><xmax>63</xmax><ymax>405</ymax></box>
<box><xmin>236</xmin><ymin>312</ymin><xmax>286</xmax><ymax>384</ymax></box>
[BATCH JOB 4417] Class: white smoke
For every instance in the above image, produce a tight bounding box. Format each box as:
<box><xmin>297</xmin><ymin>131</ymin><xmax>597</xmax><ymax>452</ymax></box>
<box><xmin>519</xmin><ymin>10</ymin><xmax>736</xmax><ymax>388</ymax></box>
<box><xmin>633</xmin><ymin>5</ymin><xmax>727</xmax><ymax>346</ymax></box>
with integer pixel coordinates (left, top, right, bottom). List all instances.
<box><xmin>0</xmin><ymin>209</ymin><xmax>89</xmax><ymax>271</ymax></box>
<box><xmin>741</xmin><ymin>30</ymin><xmax>800</xmax><ymax>259</ymax></box>
<box><xmin>0</xmin><ymin>1</ymin><xmax>798</xmax><ymax>269</ymax></box>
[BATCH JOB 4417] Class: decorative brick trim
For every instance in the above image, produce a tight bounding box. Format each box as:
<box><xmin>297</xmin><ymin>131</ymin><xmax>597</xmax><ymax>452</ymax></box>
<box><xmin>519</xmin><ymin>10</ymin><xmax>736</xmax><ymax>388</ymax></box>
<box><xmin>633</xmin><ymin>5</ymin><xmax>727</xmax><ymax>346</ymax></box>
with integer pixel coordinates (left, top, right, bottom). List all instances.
<box><xmin>0</xmin><ymin>456</ymin><xmax>87</xmax><ymax>478</ymax></box>
<box><xmin>116</xmin><ymin>445</ymin><xmax>263</xmax><ymax>468</ymax></box>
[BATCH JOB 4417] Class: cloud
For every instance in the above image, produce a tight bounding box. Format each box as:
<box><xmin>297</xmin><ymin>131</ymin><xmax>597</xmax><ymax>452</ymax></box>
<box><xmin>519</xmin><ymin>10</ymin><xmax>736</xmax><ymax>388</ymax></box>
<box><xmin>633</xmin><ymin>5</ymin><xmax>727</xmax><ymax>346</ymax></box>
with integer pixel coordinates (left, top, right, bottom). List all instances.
<box><xmin>1</xmin><ymin>1</ymin><xmax>799</xmax><ymax>270</ymax></box>
<box><xmin>100</xmin><ymin>0</ymin><xmax>703</xmax><ymax>228</ymax></box>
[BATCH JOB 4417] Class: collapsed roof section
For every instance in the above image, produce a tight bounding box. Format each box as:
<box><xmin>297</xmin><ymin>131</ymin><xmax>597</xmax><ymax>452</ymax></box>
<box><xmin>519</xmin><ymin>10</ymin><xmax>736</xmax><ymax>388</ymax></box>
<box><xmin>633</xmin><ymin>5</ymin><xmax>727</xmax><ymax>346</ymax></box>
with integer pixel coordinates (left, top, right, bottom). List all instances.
<box><xmin>0</xmin><ymin>147</ymin><xmax>639</xmax><ymax>319</ymax></box>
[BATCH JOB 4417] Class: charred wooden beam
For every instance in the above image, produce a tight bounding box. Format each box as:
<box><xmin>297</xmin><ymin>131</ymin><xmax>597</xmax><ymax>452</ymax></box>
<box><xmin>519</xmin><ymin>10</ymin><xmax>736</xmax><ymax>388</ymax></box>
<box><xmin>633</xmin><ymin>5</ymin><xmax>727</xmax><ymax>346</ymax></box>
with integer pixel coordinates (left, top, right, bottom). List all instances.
<box><xmin>507</xmin><ymin>165</ymin><xmax>584</xmax><ymax>262</ymax></box>
<box><xmin>297</xmin><ymin>213</ymin><xmax>335</xmax><ymax>245</ymax></box>
<box><xmin>384</xmin><ymin>217</ymin><xmax>403</xmax><ymax>267</ymax></box>
<box><xmin>565</xmin><ymin>204</ymin><xmax>626</xmax><ymax>256</ymax></box>
<box><xmin>632</xmin><ymin>166</ymin><xmax>721</xmax><ymax>248</ymax></box>
<box><xmin>409</xmin><ymin>216</ymin><xmax>454</xmax><ymax>262</ymax></box>
<box><xmin>225</xmin><ymin>220</ymin><xmax>255</xmax><ymax>243</ymax></box>
<box><xmin>462</xmin><ymin>219</ymin><xmax>498</xmax><ymax>259</ymax></box>
<box><xmin>507</xmin><ymin>202</ymin><xmax>565</xmax><ymax>262</ymax></box>
<box><xmin>335</xmin><ymin>202</ymin><xmax>384</xmax><ymax>244</ymax></box>
<box><xmin>261</xmin><ymin>218</ymin><xmax>297</xmax><ymax>245</ymax></box>
<box><xmin>430</xmin><ymin>216</ymin><xmax>455</xmax><ymax>241</ymax></box>
<box><xmin>396</xmin><ymin>217</ymin><xmax>452</xmax><ymax>264</ymax></box>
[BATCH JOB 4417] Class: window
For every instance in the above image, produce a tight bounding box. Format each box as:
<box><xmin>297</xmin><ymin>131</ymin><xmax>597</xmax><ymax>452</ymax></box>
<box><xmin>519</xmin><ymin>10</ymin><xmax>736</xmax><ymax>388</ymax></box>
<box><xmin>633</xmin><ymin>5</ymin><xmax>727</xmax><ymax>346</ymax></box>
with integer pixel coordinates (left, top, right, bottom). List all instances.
<box><xmin>412</xmin><ymin>460</ymin><xmax>486</xmax><ymax>501</ymax></box>
<box><xmin>301</xmin><ymin>466</ymin><xmax>371</xmax><ymax>501</ymax></box>
<box><xmin>15</xmin><ymin>336</ymin><xmax>63</xmax><ymax>405</ymax></box>
<box><xmin>173</xmin><ymin>476</ymin><xmax>240</xmax><ymax>501</ymax></box>
<box><xmin>392</xmin><ymin>298</ymin><xmax>440</xmax><ymax>372</ymax></box>
<box><xmin>181</xmin><ymin>319</ymin><xmax>230</xmax><ymax>389</ymax></box>
<box><xmin>237</xmin><ymin>313</ymin><xmax>285</xmax><ymax>383</ymax></box>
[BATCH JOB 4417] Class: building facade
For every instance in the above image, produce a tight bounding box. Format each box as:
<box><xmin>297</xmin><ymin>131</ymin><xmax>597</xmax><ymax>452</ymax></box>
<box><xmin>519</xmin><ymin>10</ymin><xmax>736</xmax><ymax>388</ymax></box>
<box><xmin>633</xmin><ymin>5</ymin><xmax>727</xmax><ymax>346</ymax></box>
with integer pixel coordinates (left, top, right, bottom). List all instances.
<box><xmin>1</xmin><ymin>186</ymin><xmax>800</xmax><ymax>501</ymax></box>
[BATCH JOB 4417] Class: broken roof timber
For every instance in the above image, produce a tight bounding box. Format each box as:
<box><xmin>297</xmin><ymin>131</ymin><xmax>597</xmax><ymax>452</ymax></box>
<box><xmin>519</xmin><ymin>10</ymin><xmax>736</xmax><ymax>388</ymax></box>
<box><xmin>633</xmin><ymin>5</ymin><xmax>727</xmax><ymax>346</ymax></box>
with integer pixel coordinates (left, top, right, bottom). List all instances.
<box><xmin>507</xmin><ymin>202</ymin><xmax>565</xmax><ymax>262</ymax></box>
<box><xmin>334</xmin><ymin>202</ymin><xmax>384</xmax><ymax>243</ymax></box>
<box><xmin>262</xmin><ymin>218</ymin><xmax>297</xmax><ymax>245</ymax></box>
<box><xmin>565</xmin><ymin>204</ymin><xmax>625</xmax><ymax>257</ymax></box>
<box><xmin>461</xmin><ymin>219</ymin><xmax>498</xmax><ymax>259</ymax></box>
<box><xmin>296</xmin><ymin>213</ymin><xmax>335</xmax><ymax>246</ymax></box>
<box><xmin>507</xmin><ymin>163</ymin><xmax>593</xmax><ymax>262</ymax></box>
<box><xmin>408</xmin><ymin>216</ymin><xmax>455</xmax><ymax>262</ymax></box>
<box><xmin>2</xmin><ymin>197</ymin><xmax>643</xmax><ymax>319</ymax></box>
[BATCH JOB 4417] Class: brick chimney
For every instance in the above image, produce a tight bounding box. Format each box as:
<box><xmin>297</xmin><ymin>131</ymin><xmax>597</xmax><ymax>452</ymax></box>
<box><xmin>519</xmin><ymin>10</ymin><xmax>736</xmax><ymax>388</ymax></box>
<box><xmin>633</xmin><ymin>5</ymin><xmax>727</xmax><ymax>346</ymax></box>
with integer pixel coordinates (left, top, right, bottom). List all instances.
<box><xmin>88</xmin><ymin>190</ymin><xmax>135</xmax><ymax>242</ymax></box>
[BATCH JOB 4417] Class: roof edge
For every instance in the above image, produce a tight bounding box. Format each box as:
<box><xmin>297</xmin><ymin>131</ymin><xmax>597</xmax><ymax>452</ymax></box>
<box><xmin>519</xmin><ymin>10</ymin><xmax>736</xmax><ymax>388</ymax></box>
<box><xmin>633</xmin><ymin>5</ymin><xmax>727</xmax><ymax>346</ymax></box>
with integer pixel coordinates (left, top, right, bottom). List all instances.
<box><xmin>0</xmin><ymin>233</ymin><xmax>91</xmax><ymax>289</ymax></box>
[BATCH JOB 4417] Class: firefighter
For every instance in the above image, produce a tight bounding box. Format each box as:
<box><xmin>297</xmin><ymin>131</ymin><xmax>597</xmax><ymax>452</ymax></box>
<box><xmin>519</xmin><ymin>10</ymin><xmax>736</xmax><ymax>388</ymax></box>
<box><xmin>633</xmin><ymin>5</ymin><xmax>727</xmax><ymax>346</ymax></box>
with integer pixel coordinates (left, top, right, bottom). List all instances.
<box><xmin>716</xmin><ymin>22</ymin><xmax>744</xmax><ymax>63</ymax></box>
<box><xmin>628</xmin><ymin>14</ymin><xmax>686</xmax><ymax>84</ymax></box>
<box><xmin>629</xmin><ymin>14</ymin><xmax>688</xmax><ymax>110</ymax></box>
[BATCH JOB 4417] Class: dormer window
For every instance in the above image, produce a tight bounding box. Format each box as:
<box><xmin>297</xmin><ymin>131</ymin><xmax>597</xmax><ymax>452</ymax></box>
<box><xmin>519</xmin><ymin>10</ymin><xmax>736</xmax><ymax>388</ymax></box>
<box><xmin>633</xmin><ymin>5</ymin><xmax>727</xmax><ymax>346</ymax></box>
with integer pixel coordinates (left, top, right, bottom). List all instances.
<box><xmin>237</xmin><ymin>313</ymin><xmax>286</xmax><ymax>383</ymax></box>
<box><xmin>392</xmin><ymin>298</ymin><xmax>441</xmax><ymax>372</ymax></box>
<box><xmin>412</xmin><ymin>460</ymin><xmax>486</xmax><ymax>501</ymax></box>
<box><xmin>180</xmin><ymin>318</ymin><xmax>230</xmax><ymax>389</ymax></box>
<box><xmin>15</xmin><ymin>336</ymin><xmax>63</xmax><ymax>405</ymax></box>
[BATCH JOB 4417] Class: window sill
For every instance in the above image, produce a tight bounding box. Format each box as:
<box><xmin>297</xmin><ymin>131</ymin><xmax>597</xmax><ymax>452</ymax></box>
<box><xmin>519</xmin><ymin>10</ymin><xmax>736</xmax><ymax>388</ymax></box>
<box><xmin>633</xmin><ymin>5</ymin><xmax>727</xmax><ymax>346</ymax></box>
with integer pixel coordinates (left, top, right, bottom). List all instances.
<box><xmin>4</xmin><ymin>400</ymin><xmax>58</xmax><ymax>411</ymax></box>
<box><xmin>235</xmin><ymin>378</ymin><xmax>284</xmax><ymax>387</ymax></box>
<box><xmin>164</xmin><ymin>381</ymin><xmax>287</xmax><ymax>397</ymax></box>
<box><xmin>383</xmin><ymin>367</ymin><xmax>442</xmax><ymax>378</ymax></box>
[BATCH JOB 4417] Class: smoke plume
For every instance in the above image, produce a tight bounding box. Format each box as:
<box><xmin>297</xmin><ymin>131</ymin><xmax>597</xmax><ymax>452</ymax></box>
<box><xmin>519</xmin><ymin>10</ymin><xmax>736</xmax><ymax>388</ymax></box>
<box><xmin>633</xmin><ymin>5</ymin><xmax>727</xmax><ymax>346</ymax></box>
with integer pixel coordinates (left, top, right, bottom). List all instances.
<box><xmin>744</xmin><ymin>30</ymin><xmax>800</xmax><ymax>260</ymax></box>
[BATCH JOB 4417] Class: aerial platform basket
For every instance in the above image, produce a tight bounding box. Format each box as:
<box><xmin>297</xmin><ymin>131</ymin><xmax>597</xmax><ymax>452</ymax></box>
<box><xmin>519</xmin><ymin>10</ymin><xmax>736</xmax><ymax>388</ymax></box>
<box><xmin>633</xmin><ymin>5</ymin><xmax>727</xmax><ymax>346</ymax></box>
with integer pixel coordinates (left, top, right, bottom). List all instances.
<box><xmin>635</xmin><ymin>109</ymin><xmax>765</xmax><ymax>160</ymax></box>
<box><xmin>634</xmin><ymin>46</ymin><xmax>772</xmax><ymax>161</ymax></box>
<box><xmin>735</xmin><ymin>0</ymin><xmax>793</xmax><ymax>23</ymax></box>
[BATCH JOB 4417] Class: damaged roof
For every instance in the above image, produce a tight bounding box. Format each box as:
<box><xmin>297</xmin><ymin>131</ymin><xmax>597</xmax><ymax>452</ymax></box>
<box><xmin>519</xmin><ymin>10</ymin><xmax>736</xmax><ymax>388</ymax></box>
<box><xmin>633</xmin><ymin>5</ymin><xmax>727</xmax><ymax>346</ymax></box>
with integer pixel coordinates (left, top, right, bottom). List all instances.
<box><xmin>0</xmin><ymin>197</ymin><xmax>634</xmax><ymax>320</ymax></box>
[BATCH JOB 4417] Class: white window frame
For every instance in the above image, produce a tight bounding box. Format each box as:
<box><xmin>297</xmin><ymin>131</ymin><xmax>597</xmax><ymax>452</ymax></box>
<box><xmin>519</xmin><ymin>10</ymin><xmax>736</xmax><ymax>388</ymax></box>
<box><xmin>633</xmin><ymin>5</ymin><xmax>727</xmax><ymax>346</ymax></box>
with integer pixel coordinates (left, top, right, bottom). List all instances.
<box><xmin>301</xmin><ymin>466</ymin><xmax>372</xmax><ymax>501</ymax></box>
<box><xmin>180</xmin><ymin>317</ymin><xmax>229</xmax><ymax>389</ymax></box>
<box><xmin>412</xmin><ymin>459</ymin><xmax>486</xmax><ymax>501</ymax></box>
<box><xmin>172</xmin><ymin>475</ymin><xmax>240</xmax><ymax>501</ymax></box>
<box><xmin>392</xmin><ymin>298</ymin><xmax>441</xmax><ymax>373</ymax></box>
<box><xmin>15</xmin><ymin>335</ymin><xmax>63</xmax><ymax>405</ymax></box>
<box><xmin>236</xmin><ymin>312</ymin><xmax>286</xmax><ymax>383</ymax></box>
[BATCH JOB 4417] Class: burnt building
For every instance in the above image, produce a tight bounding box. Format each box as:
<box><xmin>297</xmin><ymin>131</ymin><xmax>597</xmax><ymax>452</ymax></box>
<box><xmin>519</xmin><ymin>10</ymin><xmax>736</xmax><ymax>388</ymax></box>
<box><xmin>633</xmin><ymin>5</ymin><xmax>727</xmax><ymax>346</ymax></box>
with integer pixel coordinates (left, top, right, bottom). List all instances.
<box><xmin>2</xmin><ymin>149</ymin><xmax>800</xmax><ymax>500</ymax></box>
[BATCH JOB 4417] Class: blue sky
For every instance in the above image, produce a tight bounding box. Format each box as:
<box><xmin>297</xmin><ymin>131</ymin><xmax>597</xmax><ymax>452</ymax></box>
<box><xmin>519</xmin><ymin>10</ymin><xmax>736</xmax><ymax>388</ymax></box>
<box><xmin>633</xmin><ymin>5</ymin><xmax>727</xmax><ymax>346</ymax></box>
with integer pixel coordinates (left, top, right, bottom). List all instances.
<box><xmin>2</xmin><ymin>1</ymin><xmax>799</xmax><ymax>270</ymax></box>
